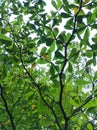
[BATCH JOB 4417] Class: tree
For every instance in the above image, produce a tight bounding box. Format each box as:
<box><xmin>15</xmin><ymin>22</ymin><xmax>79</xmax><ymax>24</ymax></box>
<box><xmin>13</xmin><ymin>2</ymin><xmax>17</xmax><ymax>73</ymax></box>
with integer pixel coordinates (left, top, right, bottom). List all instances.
<box><xmin>0</xmin><ymin>0</ymin><xmax>97</xmax><ymax>129</ymax></box>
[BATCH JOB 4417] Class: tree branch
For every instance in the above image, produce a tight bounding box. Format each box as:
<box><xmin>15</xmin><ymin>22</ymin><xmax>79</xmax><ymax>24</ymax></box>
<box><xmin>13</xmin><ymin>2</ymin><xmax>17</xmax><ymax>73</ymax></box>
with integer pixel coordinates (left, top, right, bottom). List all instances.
<box><xmin>7</xmin><ymin>20</ymin><xmax>62</xmax><ymax>129</ymax></box>
<box><xmin>0</xmin><ymin>122</ymin><xmax>8</xmax><ymax>130</ymax></box>
<box><xmin>0</xmin><ymin>84</ymin><xmax>16</xmax><ymax>130</ymax></box>
<box><xmin>70</xmin><ymin>91</ymin><xmax>97</xmax><ymax>118</ymax></box>
<box><xmin>58</xmin><ymin>0</ymin><xmax>83</xmax><ymax>127</ymax></box>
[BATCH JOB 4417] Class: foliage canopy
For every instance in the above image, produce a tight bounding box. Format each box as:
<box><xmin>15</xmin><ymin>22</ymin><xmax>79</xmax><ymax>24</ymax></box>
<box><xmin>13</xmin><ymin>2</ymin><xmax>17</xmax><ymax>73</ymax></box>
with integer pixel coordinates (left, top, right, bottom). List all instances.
<box><xmin>0</xmin><ymin>0</ymin><xmax>97</xmax><ymax>129</ymax></box>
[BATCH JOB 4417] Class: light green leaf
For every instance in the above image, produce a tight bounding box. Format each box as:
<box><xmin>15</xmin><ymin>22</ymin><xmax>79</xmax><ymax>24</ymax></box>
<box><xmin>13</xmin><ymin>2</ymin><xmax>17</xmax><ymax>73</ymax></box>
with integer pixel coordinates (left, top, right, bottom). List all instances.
<box><xmin>76</xmin><ymin>79</ymin><xmax>90</xmax><ymax>85</ymax></box>
<box><xmin>0</xmin><ymin>34</ymin><xmax>11</xmax><ymax>41</ymax></box>
<box><xmin>69</xmin><ymin>99</ymin><xmax>79</xmax><ymax>107</ymax></box>
<box><xmin>87</xmin><ymin>124</ymin><xmax>93</xmax><ymax>130</ymax></box>
<box><xmin>48</xmin><ymin>42</ymin><xmax>55</xmax><ymax>52</ymax></box>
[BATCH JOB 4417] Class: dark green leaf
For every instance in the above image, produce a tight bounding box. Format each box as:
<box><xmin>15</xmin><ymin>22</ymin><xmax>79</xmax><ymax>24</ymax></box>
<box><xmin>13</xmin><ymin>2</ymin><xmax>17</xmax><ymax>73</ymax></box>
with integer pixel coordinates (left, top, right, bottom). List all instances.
<box><xmin>55</xmin><ymin>50</ymin><xmax>64</xmax><ymax>59</ymax></box>
<box><xmin>53</xmin><ymin>27</ymin><xmax>59</xmax><ymax>36</ymax></box>
<box><xmin>61</xmin><ymin>12</ymin><xmax>71</xmax><ymax>18</ymax></box>
<box><xmin>62</xmin><ymin>0</ymin><xmax>69</xmax><ymax>6</ymax></box>
<box><xmin>93</xmin><ymin>52</ymin><xmax>96</xmax><ymax>66</ymax></box>
<box><xmin>65</xmin><ymin>18</ymin><xmax>73</xmax><ymax>30</ymax></box>
<box><xmin>58</xmin><ymin>31</ymin><xmax>66</xmax><ymax>42</ymax></box>
<box><xmin>91</xmin><ymin>44</ymin><xmax>97</xmax><ymax>50</ymax></box>
<box><xmin>68</xmin><ymin>62</ymin><xmax>73</xmax><ymax>73</ymax></box>
<box><xmin>46</xmin><ymin>38</ymin><xmax>54</xmax><ymax>46</ymax></box>
<box><xmin>86</xmin><ymin>59</ymin><xmax>93</xmax><ymax>67</ymax></box>
<box><xmin>69</xmin><ymin>48</ymin><xmax>77</xmax><ymax>58</ymax></box>
<box><xmin>51</xmin><ymin>0</ymin><xmax>58</xmax><ymax>10</ymax></box>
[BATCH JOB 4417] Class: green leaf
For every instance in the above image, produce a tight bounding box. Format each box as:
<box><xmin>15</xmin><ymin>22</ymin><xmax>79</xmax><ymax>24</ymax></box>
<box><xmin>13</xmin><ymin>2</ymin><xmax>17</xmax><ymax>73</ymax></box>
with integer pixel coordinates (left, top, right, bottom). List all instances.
<box><xmin>57</xmin><ymin>0</ymin><xmax>62</xmax><ymax>7</ymax></box>
<box><xmin>37</xmin><ymin>58</ymin><xmax>48</xmax><ymax>64</ymax></box>
<box><xmin>40</xmin><ymin>47</ymin><xmax>47</xmax><ymax>55</ymax></box>
<box><xmin>51</xmin><ymin>0</ymin><xmax>58</xmax><ymax>10</ymax></box>
<box><xmin>66</xmin><ymin>32</ymin><xmax>72</xmax><ymax>42</ymax></box>
<box><xmin>91</xmin><ymin>24</ymin><xmax>97</xmax><ymax>29</ymax></box>
<box><xmin>62</xmin><ymin>0</ymin><xmax>69</xmax><ymax>6</ymax></box>
<box><xmin>46</xmin><ymin>38</ymin><xmax>54</xmax><ymax>46</ymax></box>
<box><xmin>2</xmin><ymin>65</ymin><xmax>7</xmax><ymax>78</ymax></box>
<box><xmin>69</xmin><ymin>48</ymin><xmax>77</xmax><ymax>58</ymax></box>
<box><xmin>37</xmin><ymin>99</ymin><xmax>49</xmax><ymax>114</ymax></box>
<box><xmin>52</xmin><ymin>18</ymin><xmax>60</xmax><ymax>27</ymax></box>
<box><xmin>48</xmin><ymin>42</ymin><xmax>55</xmax><ymax>52</ymax></box>
<box><xmin>61</xmin><ymin>12</ymin><xmax>71</xmax><ymax>18</ymax></box>
<box><xmin>91</xmin><ymin>44</ymin><xmax>97</xmax><ymax>50</ymax></box>
<box><xmin>2</xmin><ymin>26</ymin><xmax>11</xmax><ymax>33</ymax></box>
<box><xmin>76</xmin><ymin>79</ymin><xmax>90</xmax><ymax>85</ymax></box>
<box><xmin>27</xmin><ymin>23</ymin><xmax>36</xmax><ymax>30</ymax></box>
<box><xmin>84</xmin><ymin>98</ymin><xmax>97</xmax><ymax>109</ymax></box>
<box><xmin>58</xmin><ymin>31</ymin><xmax>66</xmax><ymax>42</ymax></box>
<box><xmin>53</xmin><ymin>27</ymin><xmax>59</xmax><ymax>36</ymax></box>
<box><xmin>65</xmin><ymin>18</ymin><xmax>73</xmax><ymax>30</ymax></box>
<box><xmin>93</xmin><ymin>71</ymin><xmax>97</xmax><ymax>81</ymax></box>
<box><xmin>50</xmin><ymin>65</ymin><xmax>55</xmax><ymax>76</ymax></box>
<box><xmin>0</xmin><ymin>36</ymin><xmax>12</xmax><ymax>47</ymax></box>
<box><xmin>63</xmin><ymin>5</ymin><xmax>71</xmax><ymax>14</ymax></box>
<box><xmin>69</xmin><ymin>99</ymin><xmax>79</xmax><ymax>107</ymax></box>
<box><xmin>68</xmin><ymin>62</ymin><xmax>73</xmax><ymax>73</ymax></box>
<box><xmin>86</xmin><ymin>59</ymin><xmax>93</xmax><ymax>67</ymax></box>
<box><xmin>66</xmin><ymin>74</ymin><xmax>72</xmax><ymax>84</ymax></box>
<box><xmin>41</xmin><ymin>37</ymin><xmax>54</xmax><ymax>46</ymax></box>
<box><xmin>0</xmin><ymin>34</ymin><xmax>11</xmax><ymax>41</ymax></box>
<box><xmin>87</xmin><ymin>123</ymin><xmax>93</xmax><ymax>130</ymax></box>
<box><xmin>25</xmin><ymin>91</ymin><xmax>33</xmax><ymax>101</ymax></box>
<box><xmin>83</xmin><ymin>28</ymin><xmax>90</xmax><ymax>43</ymax></box>
<box><xmin>55</xmin><ymin>50</ymin><xmax>64</xmax><ymax>59</ymax></box>
<box><xmin>85</xmin><ymin>50</ymin><xmax>93</xmax><ymax>58</ymax></box>
<box><xmin>92</xmin><ymin>37</ymin><xmax>97</xmax><ymax>43</ymax></box>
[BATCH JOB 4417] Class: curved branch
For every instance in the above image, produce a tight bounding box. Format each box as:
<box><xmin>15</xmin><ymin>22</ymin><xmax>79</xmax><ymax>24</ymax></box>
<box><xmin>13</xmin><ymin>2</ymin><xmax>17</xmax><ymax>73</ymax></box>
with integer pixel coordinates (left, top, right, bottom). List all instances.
<box><xmin>58</xmin><ymin>0</ymin><xmax>83</xmax><ymax>127</ymax></box>
<box><xmin>38</xmin><ymin>87</ymin><xmax>62</xmax><ymax>130</ymax></box>
<box><xmin>0</xmin><ymin>85</ymin><xmax>16</xmax><ymax>130</ymax></box>
<box><xmin>7</xmin><ymin>20</ymin><xmax>62</xmax><ymax>129</ymax></box>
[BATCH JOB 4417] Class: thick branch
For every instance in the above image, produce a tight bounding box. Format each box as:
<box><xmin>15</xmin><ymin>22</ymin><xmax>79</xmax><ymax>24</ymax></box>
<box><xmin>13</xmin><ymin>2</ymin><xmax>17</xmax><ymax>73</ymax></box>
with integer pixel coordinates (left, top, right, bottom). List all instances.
<box><xmin>0</xmin><ymin>85</ymin><xmax>16</xmax><ymax>130</ymax></box>
<box><xmin>39</xmin><ymin>88</ymin><xmax>62</xmax><ymax>130</ymax></box>
<box><xmin>7</xmin><ymin>19</ymin><xmax>61</xmax><ymax>129</ymax></box>
<box><xmin>19</xmin><ymin>39</ymin><xmax>62</xmax><ymax>130</ymax></box>
<box><xmin>58</xmin><ymin>0</ymin><xmax>83</xmax><ymax>126</ymax></box>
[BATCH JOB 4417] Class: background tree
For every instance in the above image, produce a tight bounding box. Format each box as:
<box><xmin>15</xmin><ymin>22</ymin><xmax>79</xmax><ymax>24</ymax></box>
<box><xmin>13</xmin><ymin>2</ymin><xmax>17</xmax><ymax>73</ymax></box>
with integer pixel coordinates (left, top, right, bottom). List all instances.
<box><xmin>0</xmin><ymin>0</ymin><xmax>97</xmax><ymax>129</ymax></box>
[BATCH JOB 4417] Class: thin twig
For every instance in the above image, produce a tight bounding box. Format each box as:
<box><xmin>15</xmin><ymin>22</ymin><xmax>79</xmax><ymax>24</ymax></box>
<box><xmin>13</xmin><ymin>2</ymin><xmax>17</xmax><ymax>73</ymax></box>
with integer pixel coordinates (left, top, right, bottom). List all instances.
<box><xmin>70</xmin><ymin>91</ymin><xmax>97</xmax><ymax>118</ymax></box>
